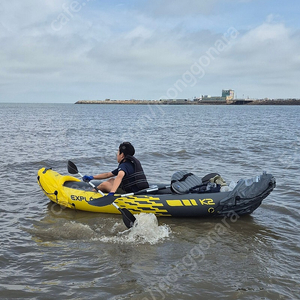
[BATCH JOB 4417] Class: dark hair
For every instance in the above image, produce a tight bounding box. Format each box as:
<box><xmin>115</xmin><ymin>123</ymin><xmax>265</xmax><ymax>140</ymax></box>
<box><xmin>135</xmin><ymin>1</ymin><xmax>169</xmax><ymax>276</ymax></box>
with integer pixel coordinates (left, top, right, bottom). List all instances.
<box><xmin>119</xmin><ymin>142</ymin><xmax>135</xmax><ymax>156</ymax></box>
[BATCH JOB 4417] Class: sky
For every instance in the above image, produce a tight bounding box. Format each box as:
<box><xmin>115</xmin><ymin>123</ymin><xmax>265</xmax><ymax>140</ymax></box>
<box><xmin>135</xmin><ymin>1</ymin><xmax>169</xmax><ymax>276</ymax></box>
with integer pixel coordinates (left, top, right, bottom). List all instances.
<box><xmin>0</xmin><ymin>0</ymin><xmax>300</xmax><ymax>103</ymax></box>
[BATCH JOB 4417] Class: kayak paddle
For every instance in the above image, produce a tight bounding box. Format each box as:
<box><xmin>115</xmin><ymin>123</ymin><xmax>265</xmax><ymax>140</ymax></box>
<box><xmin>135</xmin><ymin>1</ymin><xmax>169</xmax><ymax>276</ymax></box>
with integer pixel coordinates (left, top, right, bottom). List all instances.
<box><xmin>88</xmin><ymin>184</ymin><xmax>170</xmax><ymax>207</ymax></box>
<box><xmin>67</xmin><ymin>160</ymin><xmax>136</xmax><ymax>228</ymax></box>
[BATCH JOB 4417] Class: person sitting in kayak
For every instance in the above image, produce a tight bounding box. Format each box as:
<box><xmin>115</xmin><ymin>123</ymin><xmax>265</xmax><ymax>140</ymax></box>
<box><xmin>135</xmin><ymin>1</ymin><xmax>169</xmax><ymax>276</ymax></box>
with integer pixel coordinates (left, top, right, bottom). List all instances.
<box><xmin>82</xmin><ymin>142</ymin><xmax>149</xmax><ymax>195</ymax></box>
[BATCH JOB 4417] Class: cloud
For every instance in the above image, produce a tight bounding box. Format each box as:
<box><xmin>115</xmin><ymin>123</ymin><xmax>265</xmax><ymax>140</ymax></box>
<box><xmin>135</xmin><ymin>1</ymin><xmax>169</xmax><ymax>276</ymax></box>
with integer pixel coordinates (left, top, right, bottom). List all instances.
<box><xmin>0</xmin><ymin>0</ymin><xmax>65</xmax><ymax>33</ymax></box>
<box><xmin>142</xmin><ymin>0</ymin><xmax>220</xmax><ymax>16</ymax></box>
<box><xmin>219</xmin><ymin>21</ymin><xmax>299</xmax><ymax>75</ymax></box>
<box><xmin>205</xmin><ymin>19</ymin><xmax>300</xmax><ymax>97</ymax></box>
<box><xmin>0</xmin><ymin>1</ymin><xmax>300</xmax><ymax>102</ymax></box>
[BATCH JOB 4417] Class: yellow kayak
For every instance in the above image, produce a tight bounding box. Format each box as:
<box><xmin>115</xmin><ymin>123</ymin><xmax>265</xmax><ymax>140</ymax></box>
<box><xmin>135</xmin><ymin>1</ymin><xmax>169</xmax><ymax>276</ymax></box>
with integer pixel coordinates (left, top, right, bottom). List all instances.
<box><xmin>37</xmin><ymin>167</ymin><xmax>276</xmax><ymax>217</ymax></box>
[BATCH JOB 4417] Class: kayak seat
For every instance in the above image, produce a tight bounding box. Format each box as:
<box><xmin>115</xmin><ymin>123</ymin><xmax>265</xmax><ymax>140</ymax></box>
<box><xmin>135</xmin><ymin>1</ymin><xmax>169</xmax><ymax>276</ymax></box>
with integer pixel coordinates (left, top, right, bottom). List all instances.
<box><xmin>171</xmin><ymin>171</ymin><xmax>203</xmax><ymax>194</ymax></box>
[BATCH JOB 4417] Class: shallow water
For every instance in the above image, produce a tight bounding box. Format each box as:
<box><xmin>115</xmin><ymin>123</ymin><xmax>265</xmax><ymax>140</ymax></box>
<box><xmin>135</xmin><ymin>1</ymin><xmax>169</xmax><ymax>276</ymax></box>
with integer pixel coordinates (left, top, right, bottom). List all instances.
<box><xmin>0</xmin><ymin>103</ymin><xmax>299</xmax><ymax>299</ymax></box>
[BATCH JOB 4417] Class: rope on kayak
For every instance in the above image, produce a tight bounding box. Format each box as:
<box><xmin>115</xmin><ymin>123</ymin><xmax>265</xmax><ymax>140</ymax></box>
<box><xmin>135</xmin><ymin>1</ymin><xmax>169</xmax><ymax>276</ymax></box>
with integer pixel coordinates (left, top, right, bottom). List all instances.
<box><xmin>37</xmin><ymin>175</ymin><xmax>59</xmax><ymax>202</ymax></box>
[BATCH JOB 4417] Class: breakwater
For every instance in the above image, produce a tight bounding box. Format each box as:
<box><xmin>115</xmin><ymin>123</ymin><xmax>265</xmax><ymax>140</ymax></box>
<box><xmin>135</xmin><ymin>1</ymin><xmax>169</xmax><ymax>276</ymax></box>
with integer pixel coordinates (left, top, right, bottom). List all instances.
<box><xmin>75</xmin><ymin>99</ymin><xmax>300</xmax><ymax>105</ymax></box>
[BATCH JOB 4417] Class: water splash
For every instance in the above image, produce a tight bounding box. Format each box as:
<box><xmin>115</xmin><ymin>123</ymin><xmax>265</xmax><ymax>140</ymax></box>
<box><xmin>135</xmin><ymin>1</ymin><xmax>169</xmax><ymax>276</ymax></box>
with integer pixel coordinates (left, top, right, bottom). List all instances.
<box><xmin>26</xmin><ymin>214</ymin><xmax>171</xmax><ymax>245</ymax></box>
<box><xmin>99</xmin><ymin>213</ymin><xmax>171</xmax><ymax>245</ymax></box>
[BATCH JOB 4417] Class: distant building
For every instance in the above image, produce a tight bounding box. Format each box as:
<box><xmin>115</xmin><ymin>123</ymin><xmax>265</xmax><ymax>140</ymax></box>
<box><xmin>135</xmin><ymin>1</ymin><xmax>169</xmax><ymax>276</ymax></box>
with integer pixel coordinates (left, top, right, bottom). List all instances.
<box><xmin>200</xmin><ymin>89</ymin><xmax>234</xmax><ymax>103</ymax></box>
<box><xmin>222</xmin><ymin>89</ymin><xmax>234</xmax><ymax>100</ymax></box>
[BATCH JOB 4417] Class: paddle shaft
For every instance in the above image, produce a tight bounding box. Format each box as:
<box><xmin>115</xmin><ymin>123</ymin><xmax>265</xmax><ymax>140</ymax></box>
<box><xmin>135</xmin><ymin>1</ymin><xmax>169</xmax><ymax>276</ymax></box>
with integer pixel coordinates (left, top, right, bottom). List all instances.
<box><xmin>78</xmin><ymin>171</ymin><xmax>105</xmax><ymax>196</ymax></box>
<box><xmin>120</xmin><ymin>185</ymin><xmax>170</xmax><ymax>197</ymax></box>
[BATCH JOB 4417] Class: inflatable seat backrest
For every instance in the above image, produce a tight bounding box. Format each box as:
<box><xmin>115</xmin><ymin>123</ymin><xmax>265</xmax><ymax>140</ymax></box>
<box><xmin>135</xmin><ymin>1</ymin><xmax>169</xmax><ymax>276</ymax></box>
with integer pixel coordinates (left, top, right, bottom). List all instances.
<box><xmin>171</xmin><ymin>171</ymin><xmax>203</xmax><ymax>194</ymax></box>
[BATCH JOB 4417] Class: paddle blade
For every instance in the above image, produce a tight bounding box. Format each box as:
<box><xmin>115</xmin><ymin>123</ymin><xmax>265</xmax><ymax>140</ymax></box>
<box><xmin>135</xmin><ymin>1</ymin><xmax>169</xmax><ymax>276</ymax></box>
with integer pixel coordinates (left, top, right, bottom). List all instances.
<box><xmin>68</xmin><ymin>160</ymin><xmax>78</xmax><ymax>174</ymax></box>
<box><xmin>89</xmin><ymin>196</ymin><xmax>135</xmax><ymax>228</ymax></box>
<box><xmin>120</xmin><ymin>208</ymin><xmax>136</xmax><ymax>228</ymax></box>
<box><xmin>89</xmin><ymin>195</ymin><xmax>116</xmax><ymax>207</ymax></box>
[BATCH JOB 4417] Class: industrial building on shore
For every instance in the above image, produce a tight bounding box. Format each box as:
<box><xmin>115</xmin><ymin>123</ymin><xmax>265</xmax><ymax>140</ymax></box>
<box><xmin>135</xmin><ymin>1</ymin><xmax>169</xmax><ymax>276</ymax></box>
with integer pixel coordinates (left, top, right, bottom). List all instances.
<box><xmin>200</xmin><ymin>89</ymin><xmax>235</xmax><ymax>103</ymax></box>
<box><xmin>76</xmin><ymin>89</ymin><xmax>300</xmax><ymax>105</ymax></box>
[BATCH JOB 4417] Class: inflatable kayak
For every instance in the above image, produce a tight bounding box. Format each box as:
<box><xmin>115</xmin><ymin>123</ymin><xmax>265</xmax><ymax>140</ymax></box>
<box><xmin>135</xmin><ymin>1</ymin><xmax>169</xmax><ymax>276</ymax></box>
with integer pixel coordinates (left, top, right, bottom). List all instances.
<box><xmin>37</xmin><ymin>167</ymin><xmax>275</xmax><ymax>217</ymax></box>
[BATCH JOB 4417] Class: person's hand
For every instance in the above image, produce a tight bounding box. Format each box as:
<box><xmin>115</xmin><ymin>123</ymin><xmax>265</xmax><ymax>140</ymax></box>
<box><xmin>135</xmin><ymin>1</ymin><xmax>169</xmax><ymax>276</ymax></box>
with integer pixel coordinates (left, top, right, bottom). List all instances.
<box><xmin>83</xmin><ymin>175</ymin><xmax>93</xmax><ymax>182</ymax></box>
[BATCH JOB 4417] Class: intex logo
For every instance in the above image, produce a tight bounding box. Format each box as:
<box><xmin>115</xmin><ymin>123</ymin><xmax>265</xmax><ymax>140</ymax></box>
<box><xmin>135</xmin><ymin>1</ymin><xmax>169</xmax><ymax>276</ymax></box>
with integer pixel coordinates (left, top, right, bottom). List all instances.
<box><xmin>70</xmin><ymin>195</ymin><xmax>87</xmax><ymax>201</ymax></box>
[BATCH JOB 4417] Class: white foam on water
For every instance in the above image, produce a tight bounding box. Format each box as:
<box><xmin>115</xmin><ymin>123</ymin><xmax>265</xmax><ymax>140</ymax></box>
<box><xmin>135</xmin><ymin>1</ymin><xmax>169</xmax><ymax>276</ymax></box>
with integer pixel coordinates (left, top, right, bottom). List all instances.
<box><xmin>98</xmin><ymin>213</ymin><xmax>171</xmax><ymax>245</ymax></box>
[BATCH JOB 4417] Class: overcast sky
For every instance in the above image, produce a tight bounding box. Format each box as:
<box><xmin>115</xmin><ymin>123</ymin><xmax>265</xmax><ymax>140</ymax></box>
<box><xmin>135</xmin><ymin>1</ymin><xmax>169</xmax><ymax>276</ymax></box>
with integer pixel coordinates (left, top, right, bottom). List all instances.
<box><xmin>0</xmin><ymin>0</ymin><xmax>299</xmax><ymax>103</ymax></box>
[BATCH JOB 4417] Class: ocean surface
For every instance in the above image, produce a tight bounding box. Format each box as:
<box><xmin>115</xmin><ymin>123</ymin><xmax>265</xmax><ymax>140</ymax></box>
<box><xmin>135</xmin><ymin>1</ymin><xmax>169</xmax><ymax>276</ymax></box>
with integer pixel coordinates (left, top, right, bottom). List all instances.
<box><xmin>0</xmin><ymin>103</ymin><xmax>299</xmax><ymax>300</ymax></box>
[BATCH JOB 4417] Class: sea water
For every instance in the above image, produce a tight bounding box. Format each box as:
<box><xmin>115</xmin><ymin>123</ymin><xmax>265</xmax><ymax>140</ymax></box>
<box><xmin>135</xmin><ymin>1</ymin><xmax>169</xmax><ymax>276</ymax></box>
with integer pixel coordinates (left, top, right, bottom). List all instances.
<box><xmin>0</xmin><ymin>103</ymin><xmax>299</xmax><ymax>299</ymax></box>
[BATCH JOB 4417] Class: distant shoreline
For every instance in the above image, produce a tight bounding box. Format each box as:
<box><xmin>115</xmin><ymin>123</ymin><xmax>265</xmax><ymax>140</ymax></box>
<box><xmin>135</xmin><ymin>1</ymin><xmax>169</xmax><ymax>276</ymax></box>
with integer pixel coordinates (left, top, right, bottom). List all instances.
<box><xmin>75</xmin><ymin>99</ymin><xmax>300</xmax><ymax>105</ymax></box>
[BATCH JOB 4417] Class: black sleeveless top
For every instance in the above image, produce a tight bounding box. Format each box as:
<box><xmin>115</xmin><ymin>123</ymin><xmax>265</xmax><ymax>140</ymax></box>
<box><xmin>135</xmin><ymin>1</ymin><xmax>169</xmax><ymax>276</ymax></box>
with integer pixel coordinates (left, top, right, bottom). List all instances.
<box><xmin>112</xmin><ymin>155</ymin><xmax>149</xmax><ymax>193</ymax></box>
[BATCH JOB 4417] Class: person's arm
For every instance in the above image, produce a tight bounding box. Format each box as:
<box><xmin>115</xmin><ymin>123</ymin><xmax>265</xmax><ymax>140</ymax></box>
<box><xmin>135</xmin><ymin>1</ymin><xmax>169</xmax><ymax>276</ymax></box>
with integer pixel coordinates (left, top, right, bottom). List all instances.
<box><xmin>110</xmin><ymin>170</ymin><xmax>125</xmax><ymax>193</ymax></box>
<box><xmin>93</xmin><ymin>172</ymin><xmax>114</xmax><ymax>180</ymax></box>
